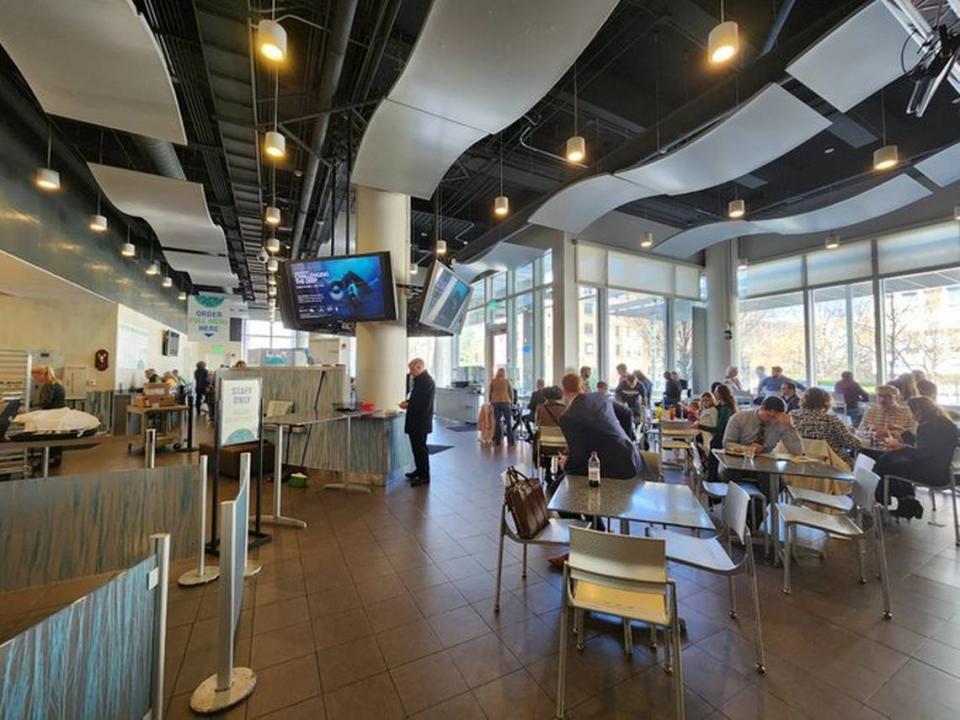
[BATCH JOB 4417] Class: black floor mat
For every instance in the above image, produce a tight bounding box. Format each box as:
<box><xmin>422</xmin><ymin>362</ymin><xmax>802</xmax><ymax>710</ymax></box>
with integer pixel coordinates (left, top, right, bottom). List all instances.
<box><xmin>427</xmin><ymin>444</ymin><xmax>454</xmax><ymax>455</ymax></box>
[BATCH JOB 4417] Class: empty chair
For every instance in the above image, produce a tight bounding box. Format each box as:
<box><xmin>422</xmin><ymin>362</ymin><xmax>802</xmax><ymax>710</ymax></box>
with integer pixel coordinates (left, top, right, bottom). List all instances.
<box><xmin>777</xmin><ymin>466</ymin><xmax>893</xmax><ymax>620</ymax></box>
<box><xmin>655</xmin><ymin>482</ymin><xmax>766</xmax><ymax>673</ymax></box>
<box><xmin>493</xmin><ymin>470</ymin><xmax>588</xmax><ymax>612</ymax></box>
<box><xmin>556</xmin><ymin>527</ymin><xmax>683</xmax><ymax>719</ymax></box>
<box><xmin>882</xmin><ymin>447</ymin><xmax>960</xmax><ymax>547</ymax></box>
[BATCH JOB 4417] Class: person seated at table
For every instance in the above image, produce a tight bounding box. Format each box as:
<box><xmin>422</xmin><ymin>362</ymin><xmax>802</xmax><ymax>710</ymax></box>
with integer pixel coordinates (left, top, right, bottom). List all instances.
<box><xmin>683</xmin><ymin>398</ymin><xmax>701</xmax><ymax>423</ymax></box>
<box><xmin>558</xmin><ymin>373</ymin><xmax>643</xmax><ymax>480</ymax></box>
<box><xmin>834</xmin><ymin>370</ymin><xmax>870</xmax><ymax>426</ymax></box>
<box><xmin>662</xmin><ymin>371</ymin><xmax>682</xmax><ymax>409</ymax></box>
<box><xmin>536</xmin><ymin>386</ymin><xmax>566</xmax><ymax>427</ymax></box>
<box><xmin>724</xmin><ymin>365</ymin><xmax>753</xmax><ymax>401</ymax></box>
<box><xmin>790</xmin><ymin>387</ymin><xmax>861</xmax><ymax>458</ymax></box>
<box><xmin>873</xmin><ymin>396</ymin><xmax>959</xmax><ymax>520</ymax></box>
<box><xmin>723</xmin><ymin>395</ymin><xmax>803</xmax><ymax>457</ymax></box>
<box><xmin>703</xmin><ymin>385</ymin><xmax>738</xmax><ymax>481</ymax></box>
<box><xmin>522</xmin><ymin>378</ymin><xmax>547</xmax><ymax>436</ymax></box>
<box><xmin>756</xmin><ymin>366</ymin><xmax>805</xmax><ymax>397</ymax></box>
<box><xmin>861</xmin><ymin>385</ymin><xmax>916</xmax><ymax>439</ymax></box>
<box><xmin>615</xmin><ymin>370</ymin><xmax>645</xmax><ymax>419</ymax></box>
<box><xmin>779</xmin><ymin>382</ymin><xmax>801</xmax><ymax>413</ymax></box>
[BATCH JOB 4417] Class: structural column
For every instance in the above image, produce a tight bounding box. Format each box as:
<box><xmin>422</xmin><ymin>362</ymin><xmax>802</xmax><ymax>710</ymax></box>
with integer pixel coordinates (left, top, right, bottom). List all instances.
<box><xmin>704</xmin><ymin>240</ymin><xmax>737</xmax><ymax>381</ymax></box>
<box><xmin>354</xmin><ymin>185</ymin><xmax>409</xmax><ymax>410</ymax></box>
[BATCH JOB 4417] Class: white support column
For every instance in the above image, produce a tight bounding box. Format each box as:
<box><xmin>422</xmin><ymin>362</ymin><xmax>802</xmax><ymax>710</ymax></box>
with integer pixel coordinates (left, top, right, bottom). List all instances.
<box><xmin>705</xmin><ymin>240</ymin><xmax>737</xmax><ymax>382</ymax></box>
<box><xmin>552</xmin><ymin>233</ymin><xmax>579</xmax><ymax>383</ymax></box>
<box><xmin>354</xmin><ymin>185</ymin><xmax>410</xmax><ymax>410</ymax></box>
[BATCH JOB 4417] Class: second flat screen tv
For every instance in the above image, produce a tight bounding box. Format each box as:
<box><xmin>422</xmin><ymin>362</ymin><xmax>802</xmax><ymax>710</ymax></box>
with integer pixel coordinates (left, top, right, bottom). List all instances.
<box><xmin>288</xmin><ymin>252</ymin><xmax>397</xmax><ymax>324</ymax></box>
<box><xmin>418</xmin><ymin>262</ymin><xmax>472</xmax><ymax>333</ymax></box>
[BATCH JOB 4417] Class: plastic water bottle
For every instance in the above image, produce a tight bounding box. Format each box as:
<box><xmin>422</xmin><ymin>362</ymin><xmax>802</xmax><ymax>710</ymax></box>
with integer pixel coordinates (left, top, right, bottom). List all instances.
<box><xmin>588</xmin><ymin>451</ymin><xmax>601</xmax><ymax>488</ymax></box>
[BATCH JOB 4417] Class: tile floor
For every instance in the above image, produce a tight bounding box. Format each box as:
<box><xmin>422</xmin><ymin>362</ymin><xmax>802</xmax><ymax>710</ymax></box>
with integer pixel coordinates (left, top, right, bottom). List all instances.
<box><xmin>16</xmin><ymin>420</ymin><xmax>960</xmax><ymax>718</ymax></box>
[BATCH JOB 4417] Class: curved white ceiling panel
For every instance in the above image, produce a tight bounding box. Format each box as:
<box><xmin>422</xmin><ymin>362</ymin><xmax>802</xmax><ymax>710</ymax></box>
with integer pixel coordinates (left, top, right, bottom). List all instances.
<box><xmin>916</xmin><ymin>141</ymin><xmax>960</xmax><ymax>187</ymax></box>
<box><xmin>89</xmin><ymin>164</ymin><xmax>229</xmax><ymax>258</ymax></box>
<box><xmin>615</xmin><ymin>85</ymin><xmax>831</xmax><ymax>193</ymax></box>
<box><xmin>353</xmin><ymin>0</ymin><xmax>619</xmax><ymax>198</ymax></box>
<box><xmin>786</xmin><ymin>1</ymin><xmax>909</xmax><ymax>113</ymax></box>
<box><xmin>353</xmin><ymin>100</ymin><xmax>487</xmax><ymax>201</ymax></box>
<box><xmin>529</xmin><ymin>175</ymin><xmax>657</xmax><ymax>234</ymax></box>
<box><xmin>162</xmin><ymin>251</ymin><xmax>236</xmax><ymax>288</ymax></box>
<box><xmin>0</xmin><ymin>0</ymin><xmax>186</xmax><ymax>144</ymax></box>
<box><xmin>655</xmin><ymin>175</ymin><xmax>932</xmax><ymax>258</ymax></box>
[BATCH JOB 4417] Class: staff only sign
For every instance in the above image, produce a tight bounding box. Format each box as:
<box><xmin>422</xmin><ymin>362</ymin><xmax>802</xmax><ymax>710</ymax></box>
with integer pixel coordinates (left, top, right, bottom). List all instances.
<box><xmin>188</xmin><ymin>293</ymin><xmax>248</xmax><ymax>341</ymax></box>
<box><xmin>219</xmin><ymin>378</ymin><xmax>261</xmax><ymax>446</ymax></box>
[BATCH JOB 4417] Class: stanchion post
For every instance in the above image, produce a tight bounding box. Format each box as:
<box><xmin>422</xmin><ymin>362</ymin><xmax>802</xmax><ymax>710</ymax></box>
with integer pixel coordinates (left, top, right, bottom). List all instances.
<box><xmin>274</xmin><ymin>423</ymin><xmax>284</xmax><ymax>518</ymax></box>
<box><xmin>150</xmin><ymin>533</ymin><xmax>171</xmax><ymax>720</ymax></box>
<box><xmin>146</xmin><ymin>428</ymin><xmax>157</xmax><ymax>469</ymax></box>
<box><xmin>178</xmin><ymin>455</ymin><xmax>220</xmax><ymax>586</ymax></box>
<box><xmin>241</xmin><ymin>452</ymin><xmax>263</xmax><ymax>578</ymax></box>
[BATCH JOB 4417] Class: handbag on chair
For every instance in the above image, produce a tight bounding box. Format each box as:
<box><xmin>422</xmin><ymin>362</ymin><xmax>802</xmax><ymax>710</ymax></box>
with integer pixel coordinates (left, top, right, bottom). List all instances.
<box><xmin>504</xmin><ymin>466</ymin><xmax>550</xmax><ymax>539</ymax></box>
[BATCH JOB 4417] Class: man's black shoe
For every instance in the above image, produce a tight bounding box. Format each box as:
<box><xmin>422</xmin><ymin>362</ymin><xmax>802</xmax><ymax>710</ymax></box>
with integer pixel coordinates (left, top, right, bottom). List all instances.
<box><xmin>893</xmin><ymin>497</ymin><xmax>924</xmax><ymax>520</ymax></box>
<box><xmin>411</xmin><ymin>476</ymin><xmax>430</xmax><ymax>487</ymax></box>
<box><xmin>405</xmin><ymin>471</ymin><xmax>419</xmax><ymax>480</ymax></box>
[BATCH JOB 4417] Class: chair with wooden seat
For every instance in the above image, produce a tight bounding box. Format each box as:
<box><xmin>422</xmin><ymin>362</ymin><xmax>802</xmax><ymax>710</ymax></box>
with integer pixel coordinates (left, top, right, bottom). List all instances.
<box><xmin>556</xmin><ymin>527</ymin><xmax>683</xmax><ymax>719</ymax></box>
<box><xmin>882</xmin><ymin>447</ymin><xmax>960</xmax><ymax>547</ymax></box>
<box><xmin>778</xmin><ymin>466</ymin><xmax>892</xmax><ymax>620</ymax></box>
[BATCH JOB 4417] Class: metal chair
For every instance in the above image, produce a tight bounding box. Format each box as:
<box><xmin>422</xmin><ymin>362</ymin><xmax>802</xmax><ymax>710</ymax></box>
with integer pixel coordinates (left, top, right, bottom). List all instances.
<box><xmin>493</xmin><ymin>472</ymin><xmax>588</xmax><ymax>613</ymax></box>
<box><xmin>556</xmin><ymin>527</ymin><xmax>683</xmax><ymax>719</ymax></box>
<box><xmin>786</xmin><ymin>451</ymin><xmax>874</xmax><ymax>514</ymax></box>
<box><xmin>777</xmin><ymin>467</ymin><xmax>893</xmax><ymax>620</ymax></box>
<box><xmin>882</xmin><ymin>447</ymin><xmax>960</xmax><ymax>547</ymax></box>
<box><xmin>654</xmin><ymin>482</ymin><xmax>766</xmax><ymax>674</ymax></box>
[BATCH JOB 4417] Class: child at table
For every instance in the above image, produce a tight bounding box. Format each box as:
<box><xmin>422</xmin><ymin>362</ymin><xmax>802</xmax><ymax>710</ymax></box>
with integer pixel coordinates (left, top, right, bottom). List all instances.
<box><xmin>682</xmin><ymin>398</ymin><xmax>701</xmax><ymax>423</ymax></box>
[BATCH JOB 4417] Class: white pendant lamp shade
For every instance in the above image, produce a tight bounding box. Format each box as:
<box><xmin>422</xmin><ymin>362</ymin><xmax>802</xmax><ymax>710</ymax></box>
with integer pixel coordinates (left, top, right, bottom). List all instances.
<box><xmin>121</xmin><ymin>242</ymin><xmax>136</xmax><ymax>258</ymax></box>
<box><xmin>265</xmin><ymin>236</ymin><xmax>281</xmax><ymax>254</ymax></box>
<box><xmin>640</xmin><ymin>231</ymin><xmax>654</xmax><ymax>248</ymax></box>
<box><xmin>873</xmin><ymin>144</ymin><xmax>898</xmax><ymax>171</ymax></box>
<box><xmin>737</xmin><ymin>258</ymin><xmax>748</xmax><ymax>270</ymax></box>
<box><xmin>436</xmin><ymin>239</ymin><xmax>447</xmax><ymax>256</ymax></box>
<box><xmin>145</xmin><ymin>261</ymin><xmax>160</xmax><ymax>276</ymax></box>
<box><xmin>178</xmin><ymin>291</ymin><xmax>187</xmax><ymax>301</ymax></box>
<box><xmin>264</xmin><ymin>131</ymin><xmax>285</xmax><ymax>159</ymax></box>
<box><xmin>825</xmin><ymin>233</ymin><xmax>840</xmax><ymax>250</ymax></box>
<box><xmin>727</xmin><ymin>198</ymin><xmax>746</xmax><ymax>219</ymax></box>
<box><xmin>89</xmin><ymin>214</ymin><xmax>108</xmax><ymax>232</ymax></box>
<box><xmin>35</xmin><ymin>167</ymin><xmax>60</xmax><ymax>191</ymax></box>
<box><xmin>566</xmin><ymin>135</ymin><xmax>586</xmax><ymax>163</ymax></box>
<box><xmin>954</xmin><ymin>205</ymin><xmax>960</xmax><ymax>221</ymax></box>
<box><xmin>266</xmin><ymin>258</ymin><xmax>279</xmax><ymax>273</ymax></box>
<box><xmin>410</xmin><ymin>264</ymin><xmax>418</xmax><ymax>276</ymax></box>
<box><xmin>494</xmin><ymin>195</ymin><xmax>509</xmax><ymax>216</ymax></box>
<box><xmin>258</xmin><ymin>19</ymin><xmax>287</xmax><ymax>63</ymax></box>
<box><xmin>265</xmin><ymin>205</ymin><xmax>281</xmax><ymax>226</ymax></box>
<box><xmin>267</xmin><ymin>274</ymin><xmax>277</xmax><ymax>286</ymax></box>
<box><xmin>708</xmin><ymin>20</ymin><xmax>739</xmax><ymax>64</ymax></box>
<box><xmin>267</xmin><ymin>286</ymin><xmax>277</xmax><ymax>298</ymax></box>
<box><xmin>267</xmin><ymin>297</ymin><xmax>276</xmax><ymax>308</ymax></box>
<box><xmin>162</xmin><ymin>275</ymin><xmax>173</xmax><ymax>288</ymax></box>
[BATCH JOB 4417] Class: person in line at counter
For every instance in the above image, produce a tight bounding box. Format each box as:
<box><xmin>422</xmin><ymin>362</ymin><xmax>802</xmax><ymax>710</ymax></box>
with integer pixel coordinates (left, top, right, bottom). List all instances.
<box><xmin>194</xmin><ymin>362</ymin><xmax>210</xmax><ymax>416</ymax></box>
<box><xmin>144</xmin><ymin>368</ymin><xmax>160</xmax><ymax>384</ymax></box>
<box><xmin>488</xmin><ymin>367</ymin><xmax>515</xmax><ymax>445</ymax></box>
<box><xmin>37</xmin><ymin>365</ymin><xmax>66</xmax><ymax>410</ymax></box>
<box><xmin>861</xmin><ymin>385</ymin><xmax>916</xmax><ymax>440</ymax></box>
<box><xmin>400</xmin><ymin>357</ymin><xmax>435</xmax><ymax>486</ymax></box>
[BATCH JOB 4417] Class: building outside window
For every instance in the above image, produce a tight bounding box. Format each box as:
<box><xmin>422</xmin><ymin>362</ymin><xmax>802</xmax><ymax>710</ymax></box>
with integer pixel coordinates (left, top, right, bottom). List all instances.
<box><xmin>578</xmin><ymin>285</ymin><xmax>598</xmax><ymax>374</ymax></box>
<box><xmin>607</xmin><ymin>290</ymin><xmax>666</xmax><ymax>391</ymax></box>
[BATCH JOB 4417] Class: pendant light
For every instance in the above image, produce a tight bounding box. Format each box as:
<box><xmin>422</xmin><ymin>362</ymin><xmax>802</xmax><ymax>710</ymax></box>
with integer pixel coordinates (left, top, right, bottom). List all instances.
<box><xmin>121</xmin><ymin>226</ymin><xmax>136</xmax><ymax>258</ymax></box>
<box><xmin>737</xmin><ymin>258</ymin><xmax>749</xmax><ymax>271</ymax></box>
<box><xmin>434</xmin><ymin>183</ymin><xmax>447</xmax><ymax>256</ymax></box>
<box><xmin>258</xmin><ymin>21</ymin><xmax>286</xmax><ymax>63</ymax></box>
<box><xmin>825</xmin><ymin>232</ymin><xmax>840</xmax><ymax>250</ymax></box>
<box><xmin>178</xmin><ymin>291</ymin><xmax>187</xmax><ymax>301</ymax></box>
<box><xmin>266</xmin><ymin>257</ymin><xmax>279</xmax><ymax>273</ymax></box>
<box><xmin>708</xmin><ymin>1</ymin><xmax>739</xmax><ymax>64</ymax></box>
<box><xmin>954</xmin><ymin>205</ymin><xmax>960</xmax><ymax>221</ymax></box>
<box><xmin>728</xmin><ymin>198</ymin><xmax>746</xmax><ymax>219</ymax></box>
<box><xmin>264</xmin><ymin>130</ymin><xmax>285</xmax><ymax>159</ymax></box>
<box><xmin>146</xmin><ymin>261</ymin><xmax>160</xmax><ymax>276</ymax></box>
<box><xmin>266</xmin><ymin>236</ymin><xmax>281</xmax><ymax>254</ymax></box>
<box><xmin>265</xmin><ymin>205</ymin><xmax>281</xmax><ymax>226</ymax></box>
<box><xmin>436</xmin><ymin>239</ymin><xmax>447</xmax><ymax>256</ymax></box>
<box><xmin>410</xmin><ymin>264</ymin><xmax>419</xmax><ymax>276</ymax></box>
<box><xmin>35</xmin><ymin>124</ymin><xmax>60</xmax><ymax>191</ymax></box>
<box><xmin>640</xmin><ymin>231</ymin><xmax>654</xmax><ymax>249</ymax></box>
<box><xmin>566</xmin><ymin>62</ymin><xmax>586</xmax><ymax>163</ymax></box>
<box><xmin>162</xmin><ymin>275</ymin><xmax>173</xmax><ymax>288</ymax></box>
<box><xmin>267</xmin><ymin>286</ymin><xmax>277</xmax><ymax>298</ymax></box>
<box><xmin>267</xmin><ymin>274</ymin><xmax>277</xmax><ymax>286</ymax></box>
<box><xmin>89</xmin><ymin>131</ymin><xmax>107</xmax><ymax>231</ymax></box>
<box><xmin>493</xmin><ymin>134</ymin><xmax>509</xmax><ymax>216</ymax></box>
<box><xmin>873</xmin><ymin>89</ymin><xmax>898</xmax><ymax>171</ymax></box>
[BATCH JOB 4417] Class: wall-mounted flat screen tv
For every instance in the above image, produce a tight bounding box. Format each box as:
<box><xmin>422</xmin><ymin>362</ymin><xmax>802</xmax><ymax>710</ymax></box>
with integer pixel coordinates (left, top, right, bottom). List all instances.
<box><xmin>417</xmin><ymin>262</ymin><xmax>472</xmax><ymax>333</ymax></box>
<box><xmin>284</xmin><ymin>252</ymin><xmax>397</xmax><ymax>325</ymax></box>
<box><xmin>162</xmin><ymin>330</ymin><xmax>180</xmax><ymax>356</ymax></box>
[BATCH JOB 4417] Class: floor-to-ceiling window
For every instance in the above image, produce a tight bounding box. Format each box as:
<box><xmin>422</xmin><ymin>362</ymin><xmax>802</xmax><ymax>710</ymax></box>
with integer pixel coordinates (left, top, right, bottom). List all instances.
<box><xmin>578</xmin><ymin>285</ymin><xmax>598</xmax><ymax>375</ymax></box>
<box><xmin>674</xmin><ymin>298</ymin><xmax>698</xmax><ymax>384</ymax></box>
<box><xmin>607</xmin><ymin>290</ymin><xmax>666</xmax><ymax>387</ymax></box>
<box><xmin>407</xmin><ymin>335</ymin><xmax>453</xmax><ymax>387</ymax></box>
<box><xmin>738</xmin><ymin>292</ymin><xmax>807</xmax><ymax>386</ymax></box>
<box><xmin>513</xmin><ymin>292</ymin><xmax>534</xmax><ymax>393</ymax></box>
<box><xmin>542</xmin><ymin>287</ymin><xmax>553</xmax><ymax>386</ymax></box>
<box><xmin>811</xmin><ymin>282</ymin><xmax>876</xmax><ymax>390</ymax></box>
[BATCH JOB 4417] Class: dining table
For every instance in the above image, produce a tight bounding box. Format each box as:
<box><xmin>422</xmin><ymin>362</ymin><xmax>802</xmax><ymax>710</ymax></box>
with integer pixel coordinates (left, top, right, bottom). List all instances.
<box><xmin>712</xmin><ymin>449</ymin><xmax>854</xmax><ymax>564</ymax></box>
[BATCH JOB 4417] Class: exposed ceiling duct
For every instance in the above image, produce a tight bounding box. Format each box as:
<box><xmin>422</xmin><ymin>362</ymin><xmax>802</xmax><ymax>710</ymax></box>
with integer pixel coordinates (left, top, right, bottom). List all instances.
<box><xmin>289</xmin><ymin>0</ymin><xmax>360</xmax><ymax>260</ymax></box>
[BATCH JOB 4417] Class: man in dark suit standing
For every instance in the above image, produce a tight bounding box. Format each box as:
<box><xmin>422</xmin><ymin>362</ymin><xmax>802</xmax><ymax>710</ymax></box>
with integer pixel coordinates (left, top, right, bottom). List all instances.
<box><xmin>400</xmin><ymin>357</ymin><xmax>435</xmax><ymax>486</ymax></box>
<box><xmin>559</xmin><ymin>373</ymin><xmax>644</xmax><ymax>479</ymax></box>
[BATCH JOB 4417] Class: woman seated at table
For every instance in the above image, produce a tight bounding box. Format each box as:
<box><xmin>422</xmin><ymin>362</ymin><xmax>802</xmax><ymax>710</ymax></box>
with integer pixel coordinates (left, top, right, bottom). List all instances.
<box><xmin>702</xmin><ymin>385</ymin><xmax>738</xmax><ymax>481</ymax></box>
<box><xmin>790</xmin><ymin>387</ymin><xmax>861</xmax><ymax>459</ymax></box>
<box><xmin>535</xmin><ymin>386</ymin><xmax>565</xmax><ymax>427</ymax></box>
<box><xmin>874</xmin><ymin>396</ymin><xmax>959</xmax><ymax>520</ymax></box>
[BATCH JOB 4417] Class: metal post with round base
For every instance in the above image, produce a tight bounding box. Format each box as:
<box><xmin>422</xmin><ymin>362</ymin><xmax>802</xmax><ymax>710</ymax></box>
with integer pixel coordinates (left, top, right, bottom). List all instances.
<box><xmin>179</xmin><ymin>455</ymin><xmax>220</xmax><ymax>587</ymax></box>
<box><xmin>190</xmin><ymin>667</ymin><xmax>257</xmax><ymax>714</ymax></box>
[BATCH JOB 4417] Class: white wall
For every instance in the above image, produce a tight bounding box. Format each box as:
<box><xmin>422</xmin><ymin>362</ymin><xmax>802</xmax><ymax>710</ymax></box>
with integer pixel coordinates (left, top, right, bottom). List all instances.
<box><xmin>115</xmin><ymin>304</ymin><xmax>187</xmax><ymax>390</ymax></box>
<box><xmin>0</xmin><ymin>296</ymin><xmax>118</xmax><ymax>390</ymax></box>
